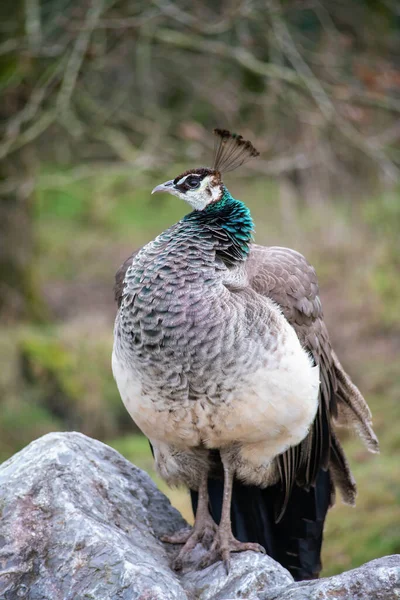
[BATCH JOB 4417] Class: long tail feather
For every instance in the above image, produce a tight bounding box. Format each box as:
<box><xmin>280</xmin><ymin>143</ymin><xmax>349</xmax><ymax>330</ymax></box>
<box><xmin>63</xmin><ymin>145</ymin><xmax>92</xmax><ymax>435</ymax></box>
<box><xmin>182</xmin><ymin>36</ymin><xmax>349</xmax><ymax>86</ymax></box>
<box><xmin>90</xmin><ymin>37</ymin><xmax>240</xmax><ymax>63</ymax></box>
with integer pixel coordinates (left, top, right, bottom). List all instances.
<box><xmin>329</xmin><ymin>430</ymin><xmax>357</xmax><ymax>505</ymax></box>
<box><xmin>331</xmin><ymin>351</ymin><xmax>379</xmax><ymax>454</ymax></box>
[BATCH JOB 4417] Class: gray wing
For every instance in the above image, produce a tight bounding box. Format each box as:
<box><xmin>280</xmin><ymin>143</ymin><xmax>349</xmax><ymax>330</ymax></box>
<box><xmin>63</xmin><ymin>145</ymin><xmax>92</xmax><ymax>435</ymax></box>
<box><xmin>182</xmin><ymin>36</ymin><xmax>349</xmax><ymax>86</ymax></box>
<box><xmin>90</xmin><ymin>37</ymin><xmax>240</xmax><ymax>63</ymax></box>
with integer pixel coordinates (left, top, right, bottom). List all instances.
<box><xmin>246</xmin><ymin>244</ymin><xmax>379</xmax><ymax>510</ymax></box>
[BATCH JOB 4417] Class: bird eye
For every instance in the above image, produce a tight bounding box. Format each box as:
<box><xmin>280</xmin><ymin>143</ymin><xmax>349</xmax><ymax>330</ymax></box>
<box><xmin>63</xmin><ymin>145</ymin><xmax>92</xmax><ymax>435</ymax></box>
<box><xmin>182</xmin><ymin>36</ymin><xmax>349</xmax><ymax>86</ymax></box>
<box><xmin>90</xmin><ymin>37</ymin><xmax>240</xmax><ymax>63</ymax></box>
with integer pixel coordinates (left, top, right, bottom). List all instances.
<box><xmin>186</xmin><ymin>176</ymin><xmax>200</xmax><ymax>189</ymax></box>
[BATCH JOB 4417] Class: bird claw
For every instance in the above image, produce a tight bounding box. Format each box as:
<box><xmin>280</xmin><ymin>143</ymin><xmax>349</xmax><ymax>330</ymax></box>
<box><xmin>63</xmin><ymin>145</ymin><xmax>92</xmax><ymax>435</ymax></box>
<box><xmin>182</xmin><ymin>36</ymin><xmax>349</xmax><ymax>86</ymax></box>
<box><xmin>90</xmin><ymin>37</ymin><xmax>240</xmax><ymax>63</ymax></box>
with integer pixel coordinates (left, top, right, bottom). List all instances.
<box><xmin>162</xmin><ymin>517</ymin><xmax>218</xmax><ymax>571</ymax></box>
<box><xmin>161</xmin><ymin>528</ymin><xmax>193</xmax><ymax>545</ymax></box>
<box><xmin>172</xmin><ymin>555</ymin><xmax>184</xmax><ymax>572</ymax></box>
<box><xmin>199</xmin><ymin>532</ymin><xmax>266</xmax><ymax>572</ymax></box>
<box><xmin>161</xmin><ymin>494</ymin><xmax>265</xmax><ymax>573</ymax></box>
<box><xmin>223</xmin><ymin>557</ymin><xmax>230</xmax><ymax>575</ymax></box>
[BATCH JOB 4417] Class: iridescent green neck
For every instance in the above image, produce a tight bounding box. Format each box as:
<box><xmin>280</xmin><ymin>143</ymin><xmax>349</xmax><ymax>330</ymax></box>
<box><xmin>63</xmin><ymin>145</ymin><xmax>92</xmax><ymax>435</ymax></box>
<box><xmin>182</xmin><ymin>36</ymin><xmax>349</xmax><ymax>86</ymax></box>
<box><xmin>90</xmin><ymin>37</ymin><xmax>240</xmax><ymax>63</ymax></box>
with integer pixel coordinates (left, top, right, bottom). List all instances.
<box><xmin>183</xmin><ymin>187</ymin><xmax>254</xmax><ymax>266</ymax></box>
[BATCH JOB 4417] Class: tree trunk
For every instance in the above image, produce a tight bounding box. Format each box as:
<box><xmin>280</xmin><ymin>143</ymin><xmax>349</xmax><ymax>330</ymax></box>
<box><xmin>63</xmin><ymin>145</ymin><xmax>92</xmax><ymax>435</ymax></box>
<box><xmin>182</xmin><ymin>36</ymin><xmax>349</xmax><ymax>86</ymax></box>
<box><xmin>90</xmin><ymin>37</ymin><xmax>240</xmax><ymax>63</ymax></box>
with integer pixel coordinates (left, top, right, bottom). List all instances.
<box><xmin>0</xmin><ymin>153</ymin><xmax>47</xmax><ymax>322</ymax></box>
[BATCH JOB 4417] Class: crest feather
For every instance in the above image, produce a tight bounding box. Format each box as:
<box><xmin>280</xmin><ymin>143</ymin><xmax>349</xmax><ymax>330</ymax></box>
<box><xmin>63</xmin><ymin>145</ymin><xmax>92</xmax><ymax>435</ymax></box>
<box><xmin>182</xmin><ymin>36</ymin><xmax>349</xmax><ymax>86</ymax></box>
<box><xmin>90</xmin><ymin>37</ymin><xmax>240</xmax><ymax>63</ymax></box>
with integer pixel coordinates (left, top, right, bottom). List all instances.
<box><xmin>213</xmin><ymin>129</ymin><xmax>259</xmax><ymax>173</ymax></box>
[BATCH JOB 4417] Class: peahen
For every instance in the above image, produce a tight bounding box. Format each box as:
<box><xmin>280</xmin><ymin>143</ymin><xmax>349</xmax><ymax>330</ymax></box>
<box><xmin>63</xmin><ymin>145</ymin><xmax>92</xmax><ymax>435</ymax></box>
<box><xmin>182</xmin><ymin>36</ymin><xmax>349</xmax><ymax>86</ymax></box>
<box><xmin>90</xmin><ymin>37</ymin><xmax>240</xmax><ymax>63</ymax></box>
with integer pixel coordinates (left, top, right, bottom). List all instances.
<box><xmin>112</xmin><ymin>129</ymin><xmax>379</xmax><ymax>579</ymax></box>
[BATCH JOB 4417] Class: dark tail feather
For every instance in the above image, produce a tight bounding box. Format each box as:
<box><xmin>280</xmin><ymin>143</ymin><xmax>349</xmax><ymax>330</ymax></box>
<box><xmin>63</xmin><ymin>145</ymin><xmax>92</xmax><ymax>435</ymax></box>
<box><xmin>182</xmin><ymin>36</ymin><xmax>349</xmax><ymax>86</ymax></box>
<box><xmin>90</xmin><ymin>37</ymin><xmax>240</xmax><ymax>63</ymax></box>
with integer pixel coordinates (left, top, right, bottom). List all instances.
<box><xmin>191</xmin><ymin>468</ymin><xmax>333</xmax><ymax>581</ymax></box>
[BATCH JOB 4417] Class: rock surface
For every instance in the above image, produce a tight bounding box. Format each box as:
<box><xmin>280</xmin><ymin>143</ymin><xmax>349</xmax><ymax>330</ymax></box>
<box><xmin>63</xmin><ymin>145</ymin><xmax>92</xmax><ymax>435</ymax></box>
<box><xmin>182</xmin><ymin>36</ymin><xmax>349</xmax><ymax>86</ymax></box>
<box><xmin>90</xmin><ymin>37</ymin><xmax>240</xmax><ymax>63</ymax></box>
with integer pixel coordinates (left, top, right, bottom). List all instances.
<box><xmin>0</xmin><ymin>432</ymin><xmax>398</xmax><ymax>600</ymax></box>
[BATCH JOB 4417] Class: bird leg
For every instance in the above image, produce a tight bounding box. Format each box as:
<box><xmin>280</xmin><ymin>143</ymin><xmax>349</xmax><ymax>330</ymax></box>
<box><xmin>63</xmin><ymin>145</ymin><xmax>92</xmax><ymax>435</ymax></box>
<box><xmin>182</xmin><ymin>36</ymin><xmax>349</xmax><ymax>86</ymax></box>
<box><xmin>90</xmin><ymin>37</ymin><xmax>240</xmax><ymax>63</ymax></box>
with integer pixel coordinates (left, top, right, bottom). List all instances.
<box><xmin>200</xmin><ymin>455</ymin><xmax>266</xmax><ymax>573</ymax></box>
<box><xmin>161</xmin><ymin>473</ymin><xmax>217</xmax><ymax>571</ymax></box>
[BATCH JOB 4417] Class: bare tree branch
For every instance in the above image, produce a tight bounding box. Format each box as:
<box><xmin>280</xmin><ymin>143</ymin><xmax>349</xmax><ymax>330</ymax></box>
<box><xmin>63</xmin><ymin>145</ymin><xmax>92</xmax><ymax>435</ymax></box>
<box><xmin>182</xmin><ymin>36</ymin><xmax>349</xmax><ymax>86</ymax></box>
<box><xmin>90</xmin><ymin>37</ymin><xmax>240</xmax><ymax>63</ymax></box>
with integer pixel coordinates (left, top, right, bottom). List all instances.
<box><xmin>0</xmin><ymin>112</ymin><xmax>55</xmax><ymax>160</ymax></box>
<box><xmin>266</xmin><ymin>0</ymin><xmax>399</xmax><ymax>182</ymax></box>
<box><xmin>57</xmin><ymin>0</ymin><xmax>104</xmax><ymax>118</ymax></box>
<box><xmin>24</xmin><ymin>0</ymin><xmax>42</xmax><ymax>50</ymax></box>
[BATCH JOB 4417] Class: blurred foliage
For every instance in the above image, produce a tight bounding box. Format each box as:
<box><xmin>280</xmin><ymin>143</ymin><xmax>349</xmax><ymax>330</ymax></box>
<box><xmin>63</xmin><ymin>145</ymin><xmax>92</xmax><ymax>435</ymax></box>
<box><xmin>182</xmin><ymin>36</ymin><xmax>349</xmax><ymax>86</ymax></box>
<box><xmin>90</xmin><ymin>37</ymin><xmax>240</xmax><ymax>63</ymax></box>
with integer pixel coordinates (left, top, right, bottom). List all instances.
<box><xmin>1</xmin><ymin>0</ymin><xmax>400</xmax><ymax>189</ymax></box>
<box><xmin>1</xmin><ymin>0</ymin><xmax>400</xmax><ymax>316</ymax></box>
<box><xmin>362</xmin><ymin>192</ymin><xmax>400</xmax><ymax>328</ymax></box>
<box><xmin>1</xmin><ymin>0</ymin><xmax>400</xmax><ymax>580</ymax></box>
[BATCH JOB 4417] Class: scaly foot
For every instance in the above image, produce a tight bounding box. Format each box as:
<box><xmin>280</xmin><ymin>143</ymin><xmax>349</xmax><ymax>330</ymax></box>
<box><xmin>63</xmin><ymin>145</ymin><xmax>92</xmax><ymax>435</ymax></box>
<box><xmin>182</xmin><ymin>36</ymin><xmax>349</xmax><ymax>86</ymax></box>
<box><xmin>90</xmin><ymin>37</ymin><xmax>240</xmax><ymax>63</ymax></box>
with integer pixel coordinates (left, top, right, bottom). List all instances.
<box><xmin>161</xmin><ymin>527</ymin><xmax>193</xmax><ymax>545</ymax></box>
<box><xmin>199</xmin><ymin>527</ymin><xmax>266</xmax><ymax>573</ymax></box>
<box><xmin>161</xmin><ymin>513</ymin><xmax>218</xmax><ymax>571</ymax></box>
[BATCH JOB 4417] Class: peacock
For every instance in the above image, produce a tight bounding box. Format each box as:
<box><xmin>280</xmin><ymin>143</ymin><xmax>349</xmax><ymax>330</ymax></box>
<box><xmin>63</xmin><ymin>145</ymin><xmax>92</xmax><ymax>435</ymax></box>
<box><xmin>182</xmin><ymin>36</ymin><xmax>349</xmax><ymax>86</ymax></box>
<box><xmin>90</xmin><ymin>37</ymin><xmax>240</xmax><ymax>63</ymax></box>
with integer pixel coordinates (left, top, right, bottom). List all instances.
<box><xmin>112</xmin><ymin>129</ymin><xmax>379</xmax><ymax>579</ymax></box>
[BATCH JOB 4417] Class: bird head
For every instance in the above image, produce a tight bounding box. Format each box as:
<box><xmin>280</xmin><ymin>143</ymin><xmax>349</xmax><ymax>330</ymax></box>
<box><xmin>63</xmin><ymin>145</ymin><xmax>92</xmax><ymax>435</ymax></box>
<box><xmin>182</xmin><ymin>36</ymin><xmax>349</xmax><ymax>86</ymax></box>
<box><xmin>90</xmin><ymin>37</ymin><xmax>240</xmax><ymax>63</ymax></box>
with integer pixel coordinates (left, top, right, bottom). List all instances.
<box><xmin>152</xmin><ymin>168</ymin><xmax>223</xmax><ymax>211</ymax></box>
<box><xmin>151</xmin><ymin>129</ymin><xmax>259</xmax><ymax>211</ymax></box>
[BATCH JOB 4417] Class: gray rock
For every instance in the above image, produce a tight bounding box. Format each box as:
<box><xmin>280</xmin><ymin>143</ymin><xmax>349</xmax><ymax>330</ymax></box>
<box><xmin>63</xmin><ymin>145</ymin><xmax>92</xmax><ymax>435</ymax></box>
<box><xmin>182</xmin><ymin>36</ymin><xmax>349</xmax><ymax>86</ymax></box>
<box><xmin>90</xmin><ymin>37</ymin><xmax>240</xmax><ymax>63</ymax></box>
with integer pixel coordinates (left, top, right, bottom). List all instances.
<box><xmin>0</xmin><ymin>432</ymin><xmax>290</xmax><ymax>600</ymax></box>
<box><xmin>267</xmin><ymin>555</ymin><xmax>400</xmax><ymax>600</ymax></box>
<box><xmin>0</xmin><ymin>432</ymin><xmax>398</xmax><ymax>600</ymax></box>
<box><xmin>181</xmin><ymin>552</ymin><xmax>293</xmax><ymax>600</ymax></box>
<box><xmin>0</xmin><ymin>431</ymin><xmax>188</xmax><ymax>600</ymax></box>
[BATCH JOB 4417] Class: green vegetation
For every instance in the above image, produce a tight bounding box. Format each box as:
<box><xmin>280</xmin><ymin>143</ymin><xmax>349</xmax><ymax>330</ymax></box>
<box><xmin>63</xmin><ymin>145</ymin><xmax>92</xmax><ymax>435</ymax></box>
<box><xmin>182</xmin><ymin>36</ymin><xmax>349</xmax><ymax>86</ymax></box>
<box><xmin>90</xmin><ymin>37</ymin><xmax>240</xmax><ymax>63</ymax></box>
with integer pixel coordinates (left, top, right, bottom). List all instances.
<box><xmin>0</xmin><ymin>168</ymin><xmax>399</xmax><ymax>576</ymax></box>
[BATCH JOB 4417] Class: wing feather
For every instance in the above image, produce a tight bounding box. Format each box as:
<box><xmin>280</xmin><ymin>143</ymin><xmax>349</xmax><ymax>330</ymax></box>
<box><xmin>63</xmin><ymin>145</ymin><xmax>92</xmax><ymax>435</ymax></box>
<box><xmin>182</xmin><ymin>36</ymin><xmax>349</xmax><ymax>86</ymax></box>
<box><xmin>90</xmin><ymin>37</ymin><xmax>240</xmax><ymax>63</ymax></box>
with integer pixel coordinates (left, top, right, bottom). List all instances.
<box><xmin>246</xmin><ymin>244</ymin><xmax>378</xmax><ymax>517</ymax></box>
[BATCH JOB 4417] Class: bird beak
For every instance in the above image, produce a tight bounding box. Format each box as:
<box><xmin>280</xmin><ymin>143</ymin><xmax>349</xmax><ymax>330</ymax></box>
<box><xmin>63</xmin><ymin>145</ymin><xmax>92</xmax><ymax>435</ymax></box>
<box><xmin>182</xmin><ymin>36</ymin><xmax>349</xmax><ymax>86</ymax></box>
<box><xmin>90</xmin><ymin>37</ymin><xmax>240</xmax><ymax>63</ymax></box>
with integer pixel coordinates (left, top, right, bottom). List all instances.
<box><xmin>151</xmin><ymin>180</ymin><xmax>175</xmax><ymax>195</ymax></box>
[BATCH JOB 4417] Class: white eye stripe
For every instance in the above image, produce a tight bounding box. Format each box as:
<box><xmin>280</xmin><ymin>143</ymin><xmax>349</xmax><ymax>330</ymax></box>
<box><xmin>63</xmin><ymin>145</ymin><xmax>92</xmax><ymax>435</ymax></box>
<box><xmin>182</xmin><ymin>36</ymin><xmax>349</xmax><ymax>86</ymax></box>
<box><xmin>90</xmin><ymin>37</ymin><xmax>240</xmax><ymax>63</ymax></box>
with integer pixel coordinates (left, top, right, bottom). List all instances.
<box><xmin>176</xmin><ymin>174</ymin><xmax>199</xmax><ymax>186</ymax></box>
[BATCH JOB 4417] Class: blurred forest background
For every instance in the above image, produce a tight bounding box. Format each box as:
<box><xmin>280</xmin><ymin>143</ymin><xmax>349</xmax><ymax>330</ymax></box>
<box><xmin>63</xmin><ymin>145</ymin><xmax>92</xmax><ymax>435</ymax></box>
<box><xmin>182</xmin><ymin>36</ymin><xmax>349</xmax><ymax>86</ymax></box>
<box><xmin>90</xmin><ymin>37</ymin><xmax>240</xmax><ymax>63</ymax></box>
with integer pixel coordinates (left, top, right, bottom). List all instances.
<box><xmin>1</xmin><ymin>0</ymin><xmax>400</xmax><ymax>577</ymax></box>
